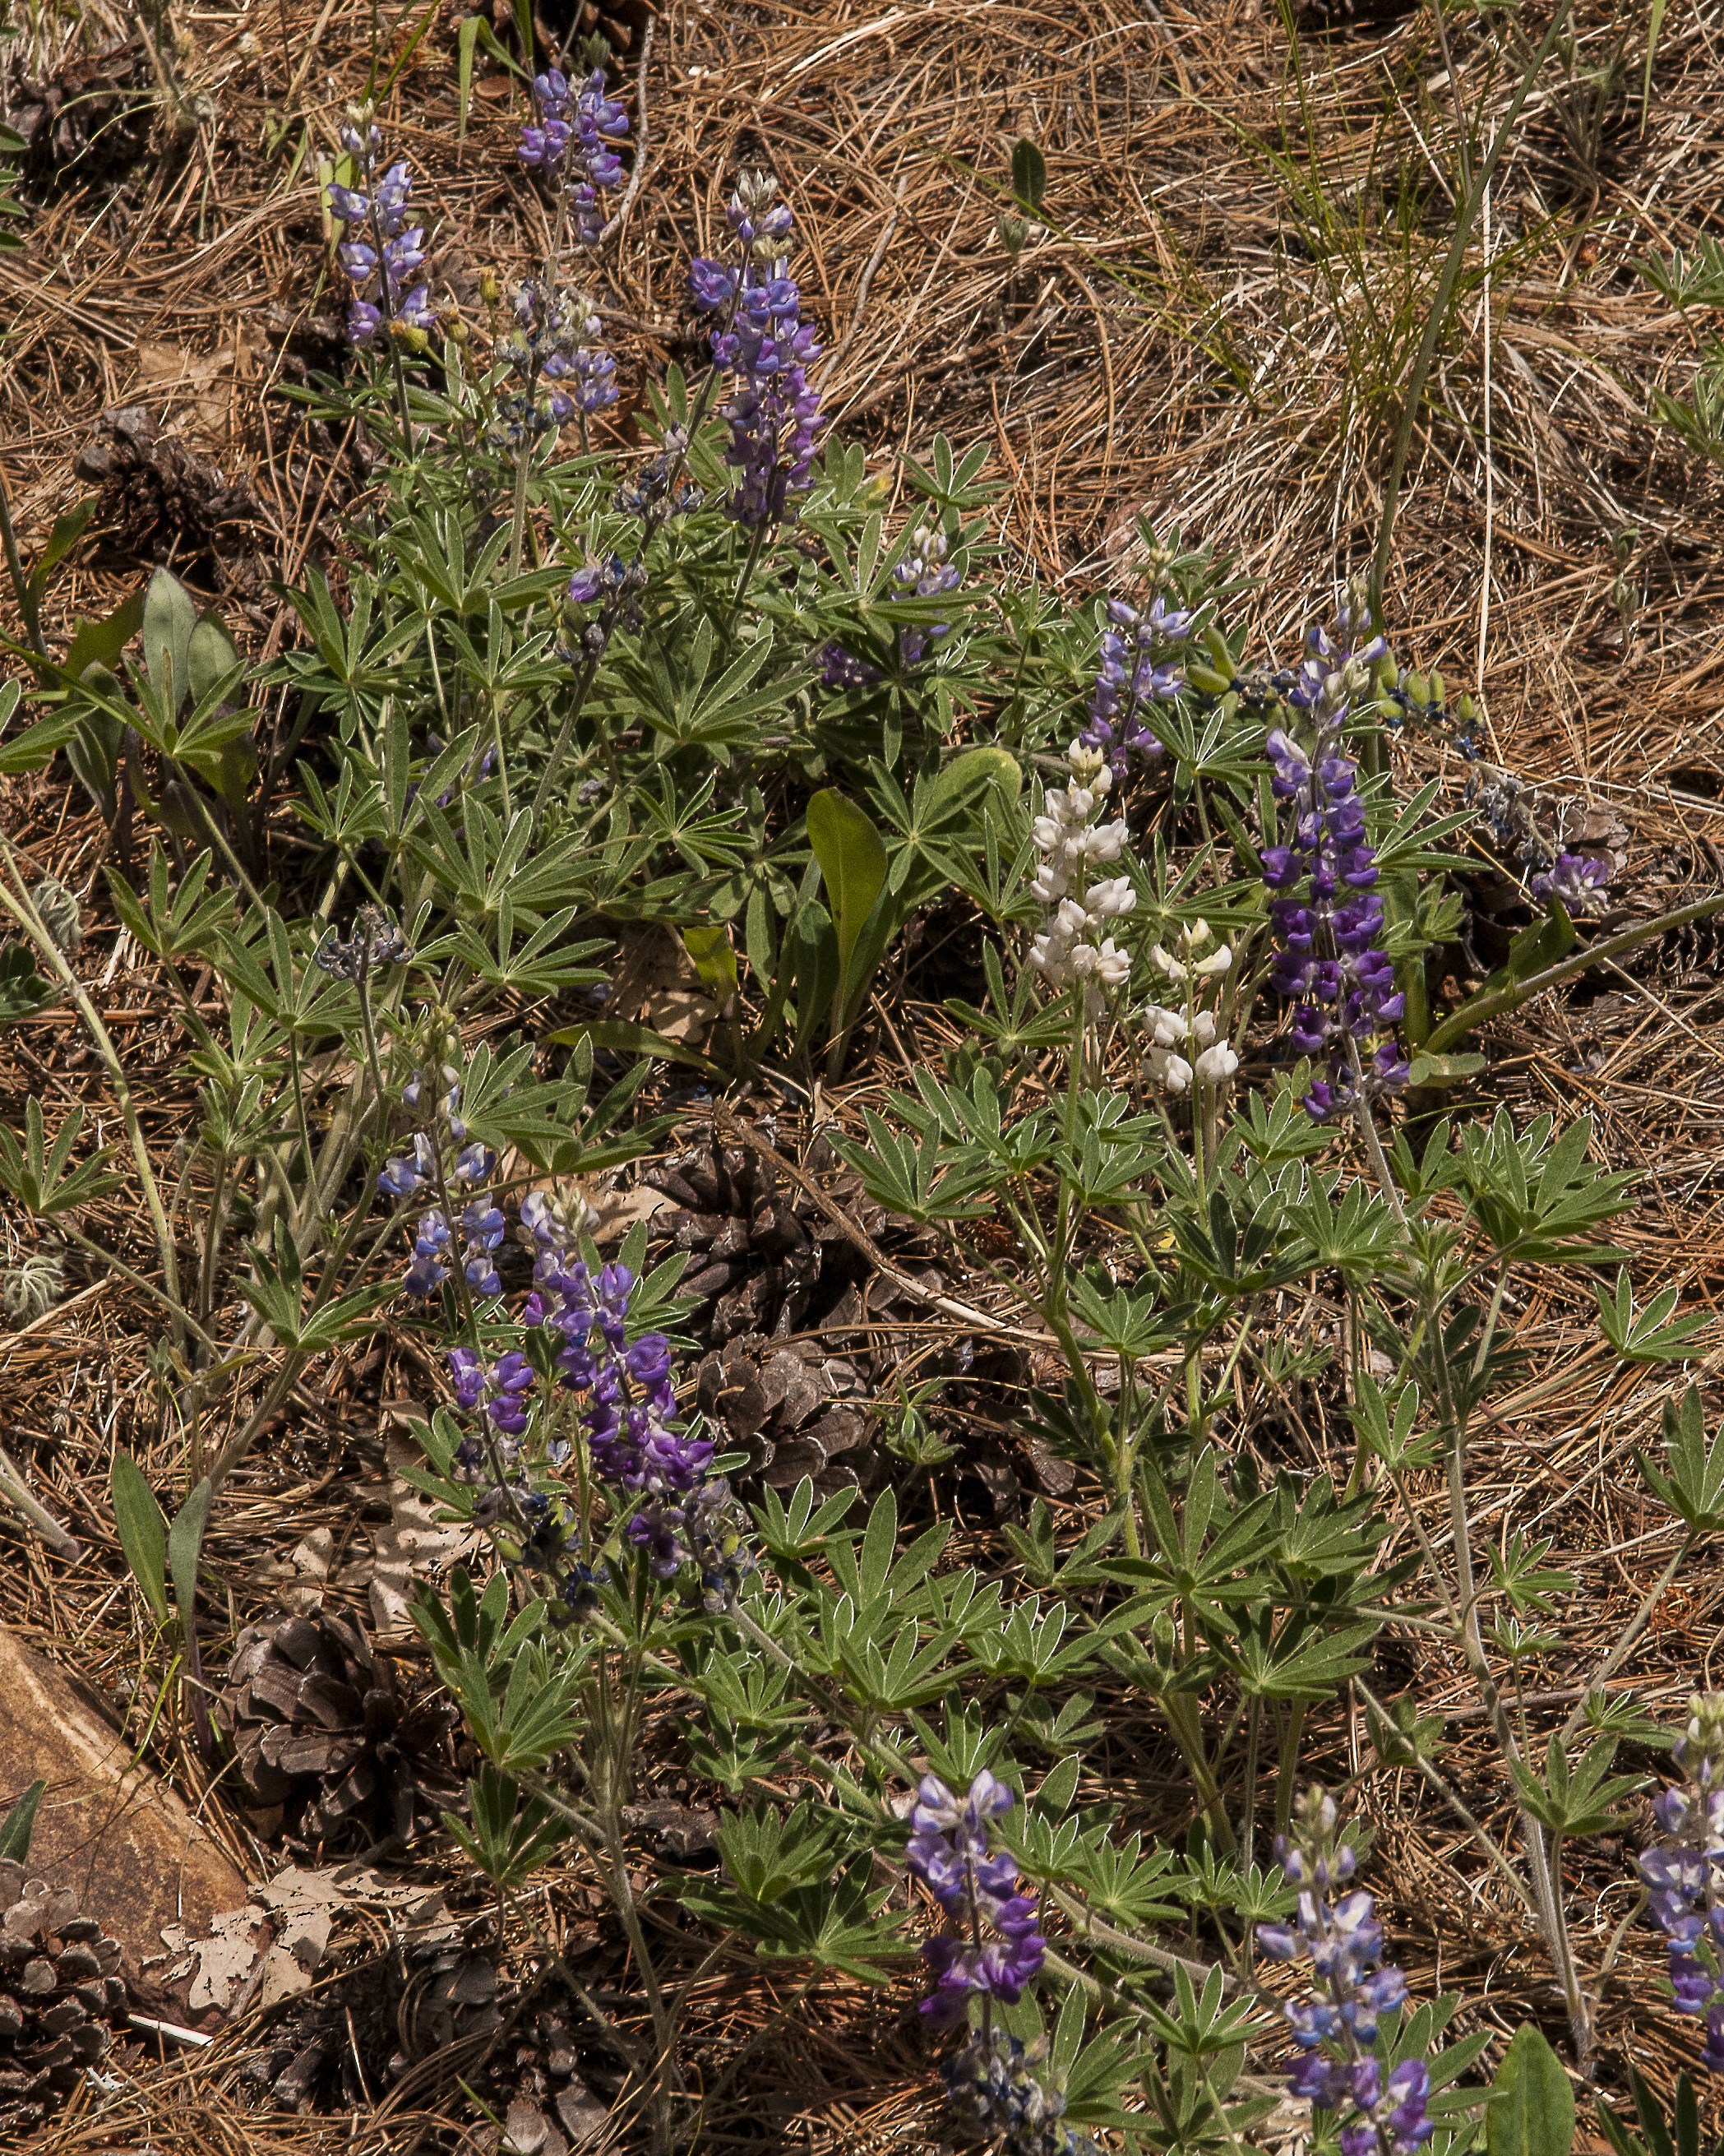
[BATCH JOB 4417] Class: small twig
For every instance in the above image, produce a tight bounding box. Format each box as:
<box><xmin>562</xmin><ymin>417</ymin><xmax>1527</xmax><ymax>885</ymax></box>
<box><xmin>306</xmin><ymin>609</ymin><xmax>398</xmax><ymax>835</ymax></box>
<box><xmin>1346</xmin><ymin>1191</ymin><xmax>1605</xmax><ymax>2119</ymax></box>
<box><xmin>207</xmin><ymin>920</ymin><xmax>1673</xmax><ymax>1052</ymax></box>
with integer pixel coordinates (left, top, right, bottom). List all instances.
<box><xmin>599</xmin><ymin>18</ymin><xmax>655</xmax><ymax>249</ymax></box>
<box><xmin>129</xmin><ymin>2014</ymin><xmax>214</xmax><ymax>2048</ymax></box>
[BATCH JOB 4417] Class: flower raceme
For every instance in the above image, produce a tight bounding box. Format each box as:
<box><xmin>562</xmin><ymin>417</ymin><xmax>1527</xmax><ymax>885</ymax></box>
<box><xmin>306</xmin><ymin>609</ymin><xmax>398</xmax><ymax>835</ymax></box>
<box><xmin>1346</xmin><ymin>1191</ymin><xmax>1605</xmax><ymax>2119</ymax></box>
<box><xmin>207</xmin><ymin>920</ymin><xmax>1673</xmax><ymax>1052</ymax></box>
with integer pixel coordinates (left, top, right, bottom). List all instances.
<box><xmin>518</xmin><ymin>67</ymin><xmax>630</xmax><ymax>248</ymax></box>
<box><xmin>821</xmin><ymin>521</ymin><xmax>964</xmax><ymax>687</ymax></box>
<box><xmin>1638</xmin><ymin>1693</ymin><xmax>1724</xmax><ymax>2070</ymax></box>
<box><xmin>326</xmin><ymin>109</ymin><xmax>434</xmax><ymax>346</ymax></box>
<box><xmin>1263</xmin><ymin>592</ymin><xmax>1408</xmax><ymax>1121</ymax></box>
<box><xmin>688</xmin><ymin>173</ymin><xmax>823</xmax><ymax>528</ymax></box>
<box><xmin>1258</xmin><ymin>1788</ymin><xmax>1432</xmax><ymax>2156</ymax></box>
<box><xmin>374</xmin><ymin>1069</ymin><xmax>501</xmax><ymax>1298</ymax></box>
<box><xmin>1027</xmin><ymin>742</ymin><xmax>1135</xmax><ymax>1020</ymax></box>
<box><xmin>442</xmin><ymin>1193</ymin><xmax>751</xmax><ymax>1619</ymax></box>
<box><xmin>908</xmin><ymin>1770</ymin><xmax>1047</xmax><ymax>2024</ymax></box>
<box><xmin>1080</xmin><ymin>592</ymin><xmax>1195</xmax><ymax>779</ymax></box>
<box><xmin>945</xmin><ymin>2029</ymin><xmax>1096</xmax><ymax>2156</ymax></box>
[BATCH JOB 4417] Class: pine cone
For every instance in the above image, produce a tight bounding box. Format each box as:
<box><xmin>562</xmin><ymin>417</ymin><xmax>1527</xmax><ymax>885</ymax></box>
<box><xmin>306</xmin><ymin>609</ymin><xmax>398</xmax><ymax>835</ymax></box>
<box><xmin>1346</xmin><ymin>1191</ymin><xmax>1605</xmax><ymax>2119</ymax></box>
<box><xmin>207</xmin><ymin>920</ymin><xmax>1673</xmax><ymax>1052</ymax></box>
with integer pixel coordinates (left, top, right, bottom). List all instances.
<box><xmin>215</xmin><ymin>1608</ymin><xmax>462</xmax><ymax>1848</ymax></box>
<box><xmin>694</xmin><ymin>1332</ymin><xmax>874</xmax><ymax>1493</ymax></box>
<box><xmin>13</xmin><ymin>38</ymin><xmax>151</xmax><ymax>178</ymax></box>
<box><xmin>475</xmin><ymin>2006</ymin><xmax>610</xmax><ymax>2156</ymax></box>
<box><xmin>645</xmin><ymin>1129</ymin><xmax>880</xmax><ymax>1349</ymax></box>
<box><xmin>245</xmin><ymin>1912</ymin><xmax>503</xmax><ymax>2112</ymax></box>
<box><xmin>0</xmin><ymin>1862</ymin><xmax>127</xmax><ymax>2135</ymax></box>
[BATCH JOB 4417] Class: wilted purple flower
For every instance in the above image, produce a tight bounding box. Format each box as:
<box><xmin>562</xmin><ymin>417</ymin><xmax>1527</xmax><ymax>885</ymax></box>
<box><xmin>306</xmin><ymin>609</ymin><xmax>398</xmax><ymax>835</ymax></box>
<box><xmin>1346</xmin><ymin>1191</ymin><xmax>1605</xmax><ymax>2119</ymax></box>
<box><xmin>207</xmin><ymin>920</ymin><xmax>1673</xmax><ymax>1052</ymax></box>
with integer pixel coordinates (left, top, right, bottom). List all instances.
<box><xmin>313</xmin><ymin>904</ymin><xmax>413</xmax><ymax>979</ymax></box>
<box><xmin>1080</xmin><ymin>592</ymin><xmax>1192</xmax><ymax>778</ymax></box>
<box><xmin>1264</xmin><ymin>588</ymin><xmax>1407</xmax><ymax>1120</ymax></box>
<box><xmin>943</xmin><ymin>2029</ymin><xmax>1095</xmax><ymax>2156</ymax></box>
<box><xmin>821</xmin><ymin>642</ymin><xmax>883</xmax><ymax>691</ymax></box>
<box><xmin>689</xmin><ymin>172</ymin><xmax>823</xmax><ymax>528</ymax></box>
<box><xmin>908</xmin><ymin>1770</ymin><xmax>1045</xmax><ymax>2024</ymax></box>
<box><xmin>820</xmin><ymin>523</ymin><xmax>961</xmax><ymax>684</ymax></box>
<box><xmin>1530</xmin><ymin>851</ymin><xmax>1610</xmax><ymax>918</ymax></box>
<box><xmin>326</xmin><ymin>112</ymin><xmax>434</xmax><ymax>345</ymax></box>
<box><xmin>492</xmin><ymin>278</ymin><xmax>616</xmax><ymax>446</ymax></box>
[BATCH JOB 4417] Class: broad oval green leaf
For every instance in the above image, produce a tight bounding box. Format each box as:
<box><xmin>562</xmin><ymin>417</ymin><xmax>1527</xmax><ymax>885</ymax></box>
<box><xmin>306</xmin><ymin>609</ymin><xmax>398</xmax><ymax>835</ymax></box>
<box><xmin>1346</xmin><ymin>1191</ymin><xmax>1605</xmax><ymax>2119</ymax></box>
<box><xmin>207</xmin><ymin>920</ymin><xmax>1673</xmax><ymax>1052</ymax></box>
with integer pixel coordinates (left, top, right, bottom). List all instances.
<box><xmin>1487</xmin><ymin>2024</ymin><xmax>1574</xmax><ymax>2156</ymax></box>
<box><xmin>143</xmin><ymin>567</ymin><xmax>198</xmax><ymax>716</ymax></box>
<box><xmin>111</xmin><ymin>1453</ymin><xmax>170</xmax><ymax>1626</ymax></box>
<box><xmin>807</xmin><ymin>790</ymin><xmax>887</xmax><ymax>1017</ymax></box>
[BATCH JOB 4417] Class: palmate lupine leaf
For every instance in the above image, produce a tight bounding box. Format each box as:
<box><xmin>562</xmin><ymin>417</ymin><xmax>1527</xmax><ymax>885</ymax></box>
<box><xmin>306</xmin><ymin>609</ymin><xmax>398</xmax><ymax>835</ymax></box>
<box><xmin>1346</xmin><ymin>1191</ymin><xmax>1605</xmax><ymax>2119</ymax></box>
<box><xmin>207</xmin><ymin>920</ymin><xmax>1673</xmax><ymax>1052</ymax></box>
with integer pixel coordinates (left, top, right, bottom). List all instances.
<box><xmin>1638</xmin><ymin>1383</ymin><xmax>1724</xmax><ymax>1534</ymax></box>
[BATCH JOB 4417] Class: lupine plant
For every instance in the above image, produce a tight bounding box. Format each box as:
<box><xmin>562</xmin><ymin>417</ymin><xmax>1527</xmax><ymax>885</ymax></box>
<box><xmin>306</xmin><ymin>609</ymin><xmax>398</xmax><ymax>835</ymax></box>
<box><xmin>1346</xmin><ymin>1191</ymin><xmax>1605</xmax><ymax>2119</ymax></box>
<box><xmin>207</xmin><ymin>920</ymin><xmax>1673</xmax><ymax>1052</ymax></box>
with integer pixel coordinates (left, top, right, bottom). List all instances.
<box><xmin>4</xmin><ymin>50</ymin><xmax>1724</xmax><ymax>2156</ymax></box>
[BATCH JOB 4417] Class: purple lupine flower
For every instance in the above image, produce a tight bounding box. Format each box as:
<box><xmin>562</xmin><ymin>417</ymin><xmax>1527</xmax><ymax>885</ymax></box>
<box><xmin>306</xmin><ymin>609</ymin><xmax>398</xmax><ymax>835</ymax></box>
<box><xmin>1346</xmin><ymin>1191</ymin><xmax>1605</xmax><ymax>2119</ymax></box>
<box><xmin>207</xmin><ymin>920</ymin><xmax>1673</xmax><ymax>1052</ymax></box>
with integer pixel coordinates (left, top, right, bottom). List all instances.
<box><xmin>908</xmin><ymin>1770</ymin><xmax>1046</xmax><ymax>2025</ymax></box>
<box><xmin>447</xmin><ymin>1345</ymin><xmax>534</xmax><ymax>1435</ymax></box>
<box><xmin>404</xmin><ymin>1210</ymin><xmax>452</xmax><ymax>1297</ymax></box>
<box><xmin>452</xmin><ymin>1140</ymin><xmax>493</xmax><ymax>1185</ymax></box>
<box><xmin>1530</xmin><ymin>850</ymin><xmax>1610</xmax><ymax>918</ymax></box>
<box><xmin>1259</xmin><ymin>1788</ymin><xmax>1431</xmax><ymax>2154</ymax></box>
<box><xmin>460</xmin><ymin>1194</ymin><xmax>506</xmax><ymax>1296</ymax></box>
<box><xmin>518</xmin><ymin>1222</ymin><xmax>745</xmax><ymax>1605</ymax></box>
<box><xmin>1637</xmin><ymin>1694</ymin><xmax>1724</xmax><ymax>2060</ymax></box>
<box><xmin>1263</xmin><ymin>589</ymin><xmax>1407</xmax><ymax>1120</ymax></box>
<box><xmin>378</xmin><ymin>1132</ymin><xmax>435</xmax><ymax>1200</ymax></box>
<box><xmin>326</xmin><ymin>113</ymin><xmax>434</xmax><ymax>345</ymax></box>
<box><xmin>1080</xmin><ymin>592</ymin><xmax>1192</xmax><ymax>778</ymax></box>
<box><xmin>689</xmin><ymin>172</ymin><xmax>823</xmax><ymax>528</ymax></box>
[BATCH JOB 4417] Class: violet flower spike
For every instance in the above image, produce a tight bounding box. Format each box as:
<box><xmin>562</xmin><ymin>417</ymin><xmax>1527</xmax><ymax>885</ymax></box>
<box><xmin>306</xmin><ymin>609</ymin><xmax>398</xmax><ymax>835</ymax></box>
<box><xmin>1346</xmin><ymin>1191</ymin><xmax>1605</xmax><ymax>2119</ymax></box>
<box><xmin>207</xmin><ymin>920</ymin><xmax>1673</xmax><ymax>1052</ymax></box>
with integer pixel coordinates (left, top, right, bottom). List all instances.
<box><xmin>687</xmin><ymin>172</ymin><xmax>824</xmax><ymax>529</ymax></box>
<box><xmin>518</xmin><ymin>66</ymin><xmax>629</xmax><ymax>249</ymax></box>
<box><xmin>1258</xmin><ymin>1788</ymin><xmax>1431</xmax><ymax>2156</ymax></box>
<box><xmin>325</xmin><ymin>117</ymin><xmax>435</xmax><ymax>346</ymax></box>
<box><xmin>519</xmin><ymin>1219</ymin><xmax>751</xmax><ymax>1612</ymax></box>
<box><xmin>1080</xmin><ymin>590</ymin><xmax>1188</xmax><ymax>778</ymax></box>
<box><xmin>1637</xmin><ymin>1693</ymin><xmax>1724</xmax><ymax>2067</ymax></box>
<box><xmin>907</xmin><ymin>1770</ymin><xmax>1046</xmax><ymax>2025</ymax></box>
<box><xmin>1262</xmin><ymin>585</ymin><xmax>1407</xmax><ymax>1121</ymax></box>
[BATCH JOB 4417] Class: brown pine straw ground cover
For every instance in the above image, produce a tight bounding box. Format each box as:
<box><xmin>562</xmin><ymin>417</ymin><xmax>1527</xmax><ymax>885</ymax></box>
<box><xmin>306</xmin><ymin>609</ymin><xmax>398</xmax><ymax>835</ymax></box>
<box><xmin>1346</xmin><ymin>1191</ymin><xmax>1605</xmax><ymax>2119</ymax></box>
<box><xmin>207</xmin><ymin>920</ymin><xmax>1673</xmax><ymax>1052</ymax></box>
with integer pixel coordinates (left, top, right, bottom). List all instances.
<box><xmin>3</xmin><ymin>0</ymin><xmax>1724</xmax><ymax>2146</ymax></box>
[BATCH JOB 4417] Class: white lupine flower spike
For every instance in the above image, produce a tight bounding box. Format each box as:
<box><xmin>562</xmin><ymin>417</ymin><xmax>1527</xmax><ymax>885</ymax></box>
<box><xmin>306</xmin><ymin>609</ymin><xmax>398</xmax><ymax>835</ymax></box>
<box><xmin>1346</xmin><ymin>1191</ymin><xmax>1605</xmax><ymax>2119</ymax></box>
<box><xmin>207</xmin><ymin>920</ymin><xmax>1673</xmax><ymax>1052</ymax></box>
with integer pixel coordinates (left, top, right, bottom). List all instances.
<box><xmin>1025</xmin><ymin>739</ymin><xmax>1139</xmax><ymax>1022</ymax></box>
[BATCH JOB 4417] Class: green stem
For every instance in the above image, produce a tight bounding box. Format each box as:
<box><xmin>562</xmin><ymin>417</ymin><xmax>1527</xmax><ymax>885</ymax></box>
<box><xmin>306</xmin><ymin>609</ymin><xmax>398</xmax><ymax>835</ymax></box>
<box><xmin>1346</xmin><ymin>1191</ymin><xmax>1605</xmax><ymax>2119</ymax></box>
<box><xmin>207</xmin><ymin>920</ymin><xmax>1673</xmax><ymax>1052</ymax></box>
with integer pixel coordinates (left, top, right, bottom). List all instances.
<box><xmin>1424</xmin><ymin>890</ymin><xmax>1724</xmax><ymax>1055</ymax></box>
<box><xmin>0</xmin><ymin>469</ymin><xmax>46</xmax><ymax>663</ymax></box>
